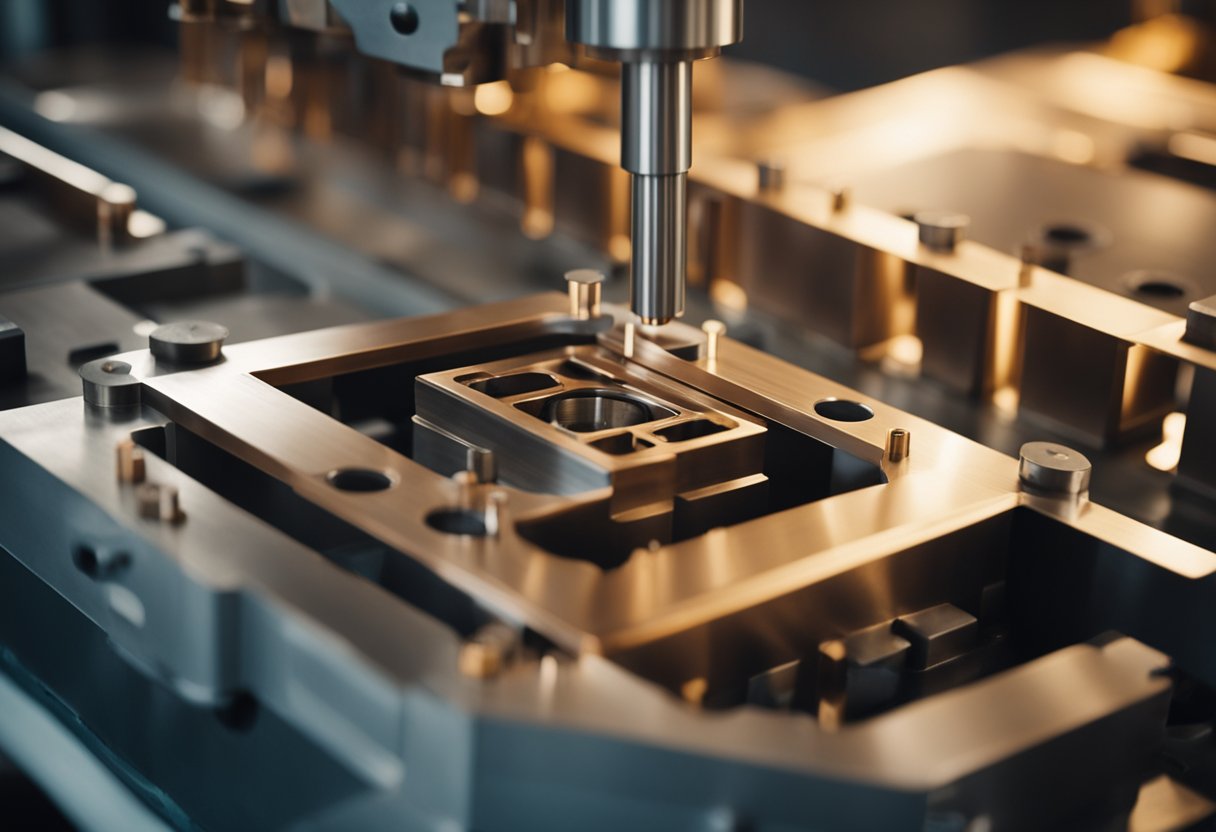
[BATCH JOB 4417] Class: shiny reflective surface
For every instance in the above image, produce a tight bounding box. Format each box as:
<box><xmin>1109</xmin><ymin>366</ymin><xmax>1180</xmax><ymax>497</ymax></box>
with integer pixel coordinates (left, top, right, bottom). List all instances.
<box><xmin>1</xmin><ymin>294</ymin><xmax>1213</xmax><ymax>828</ymax></box>
<box><xmin>6</xmin><ymin>8</ymin><xmax>1216</xmax><ymax>827</ymax></box>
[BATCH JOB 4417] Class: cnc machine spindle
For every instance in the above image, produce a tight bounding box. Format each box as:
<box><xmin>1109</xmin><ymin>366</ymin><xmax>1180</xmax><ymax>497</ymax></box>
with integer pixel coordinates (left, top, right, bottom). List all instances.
<box><xmin>567</xmin><ymin>0</ymin><xmax>743</xmax><ymax>325</ymax></box>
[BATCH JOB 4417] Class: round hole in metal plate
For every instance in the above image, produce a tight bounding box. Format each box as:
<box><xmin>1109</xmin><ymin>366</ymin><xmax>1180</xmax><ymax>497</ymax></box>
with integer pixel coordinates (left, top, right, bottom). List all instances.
<box><xmin>1124</xmin><ymin>270</ymin><xmax>1190</xmax><ymax>300</ymax></box>
<box><xmin>814</xmin><ymin>398</ymin><xmax>874</xmax><ymax>422</ymax></box>
<box><xmin>426</xmin><ymin>509</ymin><xmax>488</xmax><ymax>537</ymax></box>
<box><xmin>1036</xmin><ymin>220</ymin><xmax>1111</xmax><ymax>253</ymax></box>
<box><xmin>1042</xmin><ymin>223</ymin><xmax>1093</xmax><ymax>246</ymax></box>
<box><xmin>327</xmin><ymin>468</ymin><xmax>395</xmax><ymax>492</ymax></box>
<box><xmin>389</xmin><ymin>3</ymin><xmax>420</xmax><ymax>35</ymax></box>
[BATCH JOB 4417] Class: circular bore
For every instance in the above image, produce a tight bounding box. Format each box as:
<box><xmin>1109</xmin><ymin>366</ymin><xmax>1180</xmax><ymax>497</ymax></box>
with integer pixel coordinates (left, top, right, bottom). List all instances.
<box><xmin>389</xmin><ymin>3</ymin><xmax>420</xmax><ymax>35</ymax></box>
<box><xmin>1123</xmin><ymin>270</ymin><xmax>1192</xmax><ymax>300</ymax></box>
<box><xmin>1036</xmin><ymin>221</ymin><xmax>1109</xmax><ymax>252</ymax></box>
<box><xmin>546</xmin><ymin>390</ymin><xmax>654</xmax><ymax>433</ymax></box>
<box><xmin>1018</xmin><ymin>441</ymin><xmax>1092</xmax><ymax>495</ymax></box>
<box><xmin>814</xmin><ymin>398</ymin><xmax>875</xmax><ymax>423</ymax></box>
<box><xmin>1042</xmin><ymin>224</ymin><xmax>1091</xmax><ymax>245</ymax></box>
<box><xmin>426</xmin><ymin>509</ymin><xmax>489</xmax><ymax>537</ymax></box>
<box><xmin>327</xmin><ymin>468</ymin><xmax>395</xmax><ymax>493</ymax></box>
<box><xmin>148</xmin><ymin>321</ymin><xmax>228</xmax><ymax>366</ymax></box>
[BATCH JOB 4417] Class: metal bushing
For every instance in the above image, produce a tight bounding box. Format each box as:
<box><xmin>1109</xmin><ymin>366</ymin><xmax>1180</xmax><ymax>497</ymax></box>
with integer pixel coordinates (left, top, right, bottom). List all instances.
<box><xmin>149</xmin><ymin>321</ymin><xmax>229</xmax><ymax>366</ymax></box>
<box><xmin>886</xmin><ymin>428</ymin><xmax>911</xmax><ymax>463</ymax></box>
<box><xmin>1018</xmin><ymin>441</ymin><xmax>1092</xmax><ymax>496</ymax></box>
<box><xmin>566</xmin><ymin>0</ymin><xmax>743</xmax><ymax>57</ymax></box>
<box><xmin>80</xmin><ymin>359</ymin><xmax>141</xmax><ymax>408</ymax></box>
<box><xmin>97</xmin><ymin>183</ymin><xmax>136</xmax><ymax>246</ymax></box>
<box><xmin>564</xmin><ymin>269</ymin><xmax>607</xmax><ymax>320</ymax></box>
<box><xmin>702</xmin><ymin>319</ymin><xmax>726</xmax><ymax>361</ymax></box>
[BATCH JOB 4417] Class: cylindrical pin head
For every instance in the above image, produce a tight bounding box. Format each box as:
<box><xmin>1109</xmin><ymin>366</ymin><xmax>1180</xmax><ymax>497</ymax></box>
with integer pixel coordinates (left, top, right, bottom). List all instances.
<box><xmin>80</xmin><ymin>359</ymin><xmax>141</xmax><ymax>408</ymax></box>
<box><xmin>466</xmin><ymin>446</ymin><xmax>497</xmax><ymax>484</ymax></box>
<box><xmin>829</xmin><ymin>186</ymin><xmax>851</xmax><ymax>213</ymax></box>
<box><xmin>97</xmin><ymin>183</ymin><xmax>137</xmax><ymax>247</ymax></box>
<box><xmin>915</xmin><ymin>211</ymin><xmax>970</xmax><ymax>253</ymax></box>
<box><xmin>886</xmin><ymin>428</ymin><xmax>911</xmax><ymax>462</ymax></box>
<box><xmin>756</xmin><ymin>159</ymin><xmax>786</xmax><ymax>193</ymax></box>
<box><xmin>702</xmin><ymin>319</ymin><xmax>726</xmax><ymax>362</ymax></box>
<box><xmin>564</xmin><ymin>269</ymin><xmax>606</xmax><ymax>320</ymax></box>
<box><xmin>623</xmin><ymin>321</ymin><xmax>637</xmax><ymax>358</ymax></box>
<box><xmin>483</xmin><ymin>490</ymin><xmax>506</xmax><ymax>539</ymax></box>
<box><xmin>1018</xmin><ymin>441</ymin><xmax>1092</xmax><ymax>495</ymax></box>
<box><xmin>149</xmin><ymin>321</ymin><xmax>228</xmax><ymax>366</ymax></box>
<box><xmin>1018</xmin><ymin>243</ymin><xmax>1039</xmax><ymax>288</ymax></box>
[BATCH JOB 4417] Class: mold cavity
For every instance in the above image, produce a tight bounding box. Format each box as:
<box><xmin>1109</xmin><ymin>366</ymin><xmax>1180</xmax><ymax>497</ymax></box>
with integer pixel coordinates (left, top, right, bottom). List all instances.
<box><xmin>327</xmin><ymin>468</ymin><xmax>394</xmax><ymax>492</ymax></box>
<box><xmin>546</xmin><ymin>390</ymin><xmax>670</xmax><ymax>433</ymax></box>
<box><xmin>515</xmin><ymin>419</ymin><xmax>886</xmax><ymax>571</ymax></box>
<box><xmin>426</xmin><ymin>509</ymin><xmax>488</xmax><ymax>536</ymax></box>
<box><xmin>814</xmin><ymin>398</ymin><xmax>875</xmax><ymax>422</ymax></box>
<box><xmin>467</xmin><ymin>372</ymin><xmax>559</xmax><ymax>399</ymax></box>
<box><xmin>589</xmin><ymin>432</ymin><xmax>653</xmax><ymax>455</ymax></box>
<box><xmin>654</xmin><ymin>419</ymin><xmax>729</xmax><ymax>442</ymax></box>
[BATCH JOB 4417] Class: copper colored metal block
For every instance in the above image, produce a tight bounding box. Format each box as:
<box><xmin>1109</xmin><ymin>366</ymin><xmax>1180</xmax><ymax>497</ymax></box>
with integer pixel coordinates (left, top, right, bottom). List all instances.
<box><xmin>1019</xmin><ymin>306</ymin><xmax>1178</xmax><ymax>446</ymax></box>
<box><xmin>916</xmin><ymin>267</ymin><xmax>999</xmax><ymax>395</ymax></box>
<box><xmin>1179</xmin><ymin>367</ymin><xmax>1216</xmax><ymax>499</ymax></box>
<box><xmin>736</xmin><ymin>203</ymin><xmax>908</xmax><ymax>349</ymax></box>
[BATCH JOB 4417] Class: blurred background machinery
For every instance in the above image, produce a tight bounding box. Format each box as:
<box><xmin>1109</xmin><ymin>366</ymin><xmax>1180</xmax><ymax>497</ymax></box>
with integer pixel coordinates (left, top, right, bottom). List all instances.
<box><xmin>4</xmin><ymin>1</ymin><xmax>1216</xmax><ymax>830</ymax></box>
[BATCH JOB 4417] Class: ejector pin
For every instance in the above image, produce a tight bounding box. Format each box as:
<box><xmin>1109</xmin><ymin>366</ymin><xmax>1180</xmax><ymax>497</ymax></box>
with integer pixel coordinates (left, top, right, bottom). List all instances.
<box><xmin>630</xmin><ymin>172</ymin><xmax>687</xmax><ymax>325</ymax></box>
